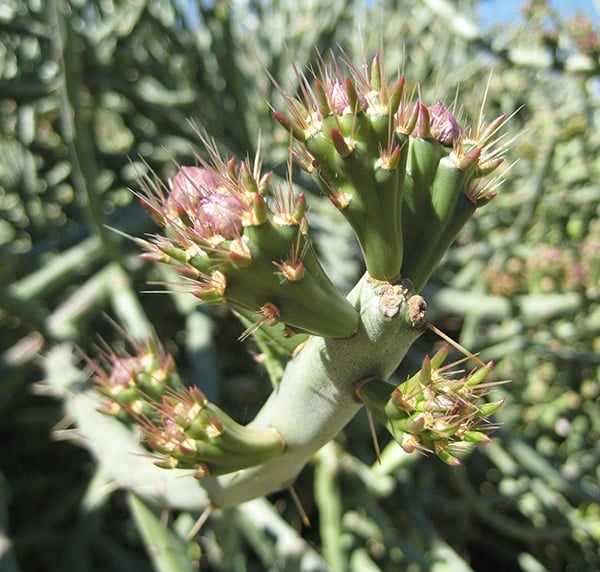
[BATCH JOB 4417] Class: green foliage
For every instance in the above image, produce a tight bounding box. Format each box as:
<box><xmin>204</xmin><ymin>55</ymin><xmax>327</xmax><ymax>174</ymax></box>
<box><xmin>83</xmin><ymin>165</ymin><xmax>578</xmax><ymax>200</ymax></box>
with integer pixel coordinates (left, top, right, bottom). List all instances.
<box><xmin>1</xmin><ymin>0</ymin><xmax>599</xmax><ymax>570</ymax></box>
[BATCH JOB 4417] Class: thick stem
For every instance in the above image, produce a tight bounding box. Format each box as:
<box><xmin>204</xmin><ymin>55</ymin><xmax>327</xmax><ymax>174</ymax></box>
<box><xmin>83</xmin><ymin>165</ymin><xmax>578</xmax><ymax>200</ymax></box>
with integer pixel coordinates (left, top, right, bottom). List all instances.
<box><xmin>58</xmin><ymin>274</ymin><xmax>426</xmax><ymax>510</ymax></box>
<box><xmin>199</xmin><ymin>274</ymin><xmax>426</xmax><ymax>507</ymax></box>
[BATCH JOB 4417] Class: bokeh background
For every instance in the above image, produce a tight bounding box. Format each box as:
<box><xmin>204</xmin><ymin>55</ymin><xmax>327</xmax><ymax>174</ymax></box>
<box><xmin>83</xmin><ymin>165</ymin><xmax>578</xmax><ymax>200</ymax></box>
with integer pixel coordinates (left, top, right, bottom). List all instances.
<box><xmin>1</xmin><ymin>0</ymin><xmax>599</xmax><ymax>570</ymax></box>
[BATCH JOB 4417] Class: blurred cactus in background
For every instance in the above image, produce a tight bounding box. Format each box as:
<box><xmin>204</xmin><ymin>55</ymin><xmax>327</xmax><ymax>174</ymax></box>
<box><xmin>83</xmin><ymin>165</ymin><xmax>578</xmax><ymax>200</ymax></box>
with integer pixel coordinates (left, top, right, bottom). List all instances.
<box><xmin>1</xmin><ymin>1</ymin><xmax>600</xmax><ymax>571</ymax></box>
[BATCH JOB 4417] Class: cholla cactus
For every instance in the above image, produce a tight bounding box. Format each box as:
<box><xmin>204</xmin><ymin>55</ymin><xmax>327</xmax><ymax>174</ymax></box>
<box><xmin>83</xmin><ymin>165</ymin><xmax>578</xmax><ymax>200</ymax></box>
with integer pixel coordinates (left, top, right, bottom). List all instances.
<box><xmin>93</xmin><ymin>337</ymin><xmax>284</xmax><ymax>477</ymax></box>
<box><xmin>137</xmin><ymin>150</ymin><xmax>358</xmax><ymax>339</ymax></box>
<box><xmin>275</xmin><ymin>54</ymin><xmax>506</xmax><ymax>288</ymax></box>
<box><xmin>356</xmin><ymin>344</ymin><xmax>505</xmax><ymax>466</ymax></box>
<box><xmin>78</xmin><ymin>51</ymin><xmax>508</xmax><ymax>509</ymax></box>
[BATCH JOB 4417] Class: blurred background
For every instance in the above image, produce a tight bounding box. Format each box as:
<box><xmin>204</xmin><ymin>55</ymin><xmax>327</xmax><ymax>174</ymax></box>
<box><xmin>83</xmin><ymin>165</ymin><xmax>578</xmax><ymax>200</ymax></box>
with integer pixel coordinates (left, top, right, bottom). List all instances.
<box><xmin>1</xmin><ymin>0</ymin><xmax>599</xmax><ymax>570</ymax></box>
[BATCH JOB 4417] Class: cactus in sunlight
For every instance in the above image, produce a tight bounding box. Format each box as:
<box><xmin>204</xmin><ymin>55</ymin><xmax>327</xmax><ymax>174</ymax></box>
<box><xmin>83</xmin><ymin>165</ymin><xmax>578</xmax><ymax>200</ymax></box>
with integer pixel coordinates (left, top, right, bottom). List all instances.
<box><xmin>356</xmin><ymin>344</ymin><xmax>505</xmax><ymax>467</ymax></box>
<box><xmin>274</xmin><ymin>54</ymin><xmax>507</xmax><ymax>288</ymax></box>
<box><xmin>92</xmin><ymin>336</ymin><xmax>284</xmax><ymax>477</ymax></box>
<box><xmin>77</xmin><ymin>51</ymin><xmax>508</xmax><ymax>504</ymax></box>
<box><xmin>9</xmin><ymin>0</ymin><xmax>600</xmax><ymax>569</ymax></box>
<box><xmin>137</xmin><ymin>146</ymin><xmax>358</xmax><ymax>340</ymax></box>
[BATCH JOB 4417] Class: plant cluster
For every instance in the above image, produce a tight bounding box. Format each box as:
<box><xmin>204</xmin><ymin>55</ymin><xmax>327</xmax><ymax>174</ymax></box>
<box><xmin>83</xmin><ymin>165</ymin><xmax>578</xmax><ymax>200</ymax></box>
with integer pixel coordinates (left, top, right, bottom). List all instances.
<box><xmin>2</xmin><ymin>1</ymin><xmax>599</xmax><ymax>571</ymax></box>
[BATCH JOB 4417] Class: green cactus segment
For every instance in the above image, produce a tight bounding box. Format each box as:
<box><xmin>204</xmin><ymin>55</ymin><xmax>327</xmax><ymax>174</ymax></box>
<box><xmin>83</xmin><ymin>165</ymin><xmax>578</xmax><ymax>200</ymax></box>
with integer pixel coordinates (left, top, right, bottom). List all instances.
<box><xmin>139</xmin><ymin>156</ymin><xmax>359</xmax><ymax>339</ymax></box>
<box><xmin>356</xmin><ymin>345</ymin><xmax>504</xmax><ymax>466</ymax></box>
<box><xmin>401</xmin><ymin>152</ymin><xmax>478</xmax><ymax>291</ymax></box>
<box><xmin>234</xmin><ymin>308</ymin><xmax>309</xmax><ymax>386</ymax></box>
<box><xmin>307</xmin><ymin>126</ymin><xmax>409</xmax><ymax>281</ymax></box>
<box><xmin>275</xmin><ymin>53</ymin><xmax>508</xmax><ymax>289</ymax></box>
<box><xmin>94</xmin><ymin>338</ymin><xmax>285</xmax><ymax>478</ymax></box>
<box><xmin>300</xmin><ymin>72</ymin><xmax>408</xmax><ymax>281</ymax></box>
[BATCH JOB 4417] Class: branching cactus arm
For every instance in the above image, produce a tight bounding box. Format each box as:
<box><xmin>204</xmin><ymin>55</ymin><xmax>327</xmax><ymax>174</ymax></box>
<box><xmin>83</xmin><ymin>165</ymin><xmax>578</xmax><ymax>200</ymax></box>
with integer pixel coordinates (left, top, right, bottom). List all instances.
<box><xmin>60</xmin><ymin>51</ymin><xmax>509</xmax><ymax>511</ymax></box>
<box><xmin>202</xmin><ymin>277</ymin><xmax>426</xmax><ymax>507</ymax></box>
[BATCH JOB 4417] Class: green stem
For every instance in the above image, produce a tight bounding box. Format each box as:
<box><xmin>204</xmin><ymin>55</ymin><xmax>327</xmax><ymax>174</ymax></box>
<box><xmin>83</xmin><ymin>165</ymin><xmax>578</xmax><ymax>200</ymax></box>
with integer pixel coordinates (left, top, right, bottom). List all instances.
<box><xmin>199</xmin><ymin>274</ymin><xmax>426</xmax><ymax>507</ymax></box>
<box><xmin>57</xmin><ymin>273</ymin><xmax>426</xmax><ymax>508</ymax></box>
<box><xmin>315</xmin><ymin>443</ymin><xmax>346</xmax><ymax>572</ymax></box>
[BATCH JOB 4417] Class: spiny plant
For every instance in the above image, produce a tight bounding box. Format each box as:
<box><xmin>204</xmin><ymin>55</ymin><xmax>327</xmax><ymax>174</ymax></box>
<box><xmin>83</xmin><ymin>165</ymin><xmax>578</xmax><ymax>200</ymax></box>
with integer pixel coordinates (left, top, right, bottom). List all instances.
<box><xmin>63</xmin><ymin>51</ymin><xmax>508</xmax><ymax>524</ymax></box>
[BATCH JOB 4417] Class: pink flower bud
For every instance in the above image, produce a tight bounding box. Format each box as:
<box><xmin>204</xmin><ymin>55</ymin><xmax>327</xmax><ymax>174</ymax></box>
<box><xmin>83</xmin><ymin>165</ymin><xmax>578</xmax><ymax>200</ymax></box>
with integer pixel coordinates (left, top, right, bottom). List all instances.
<box><xmin>329</xmin><ymin>80</ymin><xmax>368</xmax><ymax>115</ymax></box>
<box><xmin>428</xmin><ymin>101</ymin><xmax>462</xmax><ymax>146</ymax></box>
<box><xmin>196</xmin><ymin>193</ymin><xmax>245</xmax><ymax>239</ymax></box>
<box><xmin>167</xmin><ymin>166</ymin><xmax>223</xmax><ymax>217</ymax></box>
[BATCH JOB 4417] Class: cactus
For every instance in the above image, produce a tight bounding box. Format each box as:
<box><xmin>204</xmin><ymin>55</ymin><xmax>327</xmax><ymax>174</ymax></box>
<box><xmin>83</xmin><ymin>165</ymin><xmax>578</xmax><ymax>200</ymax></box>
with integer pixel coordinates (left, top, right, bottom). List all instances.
<box><xmin>62</xmin><ymin>50</ymin><xmax>509</xmax><ymax>510</ymax></box>
<box><xmin>274</xmin><ymin>55</ymin><xmax>506</xmax><ymax>288</ymax></box>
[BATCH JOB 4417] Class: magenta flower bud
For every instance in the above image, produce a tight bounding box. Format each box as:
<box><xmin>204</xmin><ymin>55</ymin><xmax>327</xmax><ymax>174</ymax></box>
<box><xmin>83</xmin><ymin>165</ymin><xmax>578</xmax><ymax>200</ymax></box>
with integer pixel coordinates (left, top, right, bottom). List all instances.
<box><xmin>196</xmin><ymin>193</ymin><xmax>245</xmax><ymax>239</ymax></box>
<box><xmin>428</xmin><ymin>101</ymin><xmax>462</xmax><ymax>146</ymax></box>
<box><xmin>330</xmin><ymin>80</ymin><xmax>349</xmax><ymax>114</ymax></box>
<box><xmin>329</xmin><ymin>79</ymin><xmax>368</xmax><ymax>115</ymax></box>
<box><xmin>110</xmin><ymin>356</ymin><xmax>144</xmax><ymax>385</ymax></box>
<box><xmin>166</xmin><ymin>166</ymin><xmax>223</xmax><ymax>218</ymax></box>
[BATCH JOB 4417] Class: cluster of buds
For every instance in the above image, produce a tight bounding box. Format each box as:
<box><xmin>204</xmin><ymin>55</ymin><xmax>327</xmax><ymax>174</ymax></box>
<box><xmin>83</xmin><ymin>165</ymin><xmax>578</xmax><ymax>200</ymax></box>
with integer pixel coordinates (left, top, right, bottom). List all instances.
<box><xmin>355</xmin><ymin>344</ymin><xmax>505</xmax><ymax>466</ymax></box>
<box><xmin>92</xmin><ymin>338</ymin><xmax>284</xmax><ymax>478</ymax></box>
<box><xmin>138</xmin><ymin>149</ymin><xmax>359</xmax><ymax>339</ymax></box>
<box><xmin>275</xmin><ymin>54</ymin><xmax>507</xmax><ymax>289</ymax></box>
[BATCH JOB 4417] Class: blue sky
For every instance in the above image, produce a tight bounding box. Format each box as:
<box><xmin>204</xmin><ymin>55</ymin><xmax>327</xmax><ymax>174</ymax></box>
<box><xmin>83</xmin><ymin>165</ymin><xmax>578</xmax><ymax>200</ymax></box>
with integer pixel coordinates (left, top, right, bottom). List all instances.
<box><xmin>478</xmin><ymin>0</ymin><xmax>598</xmax><ymax>27</ymax></box>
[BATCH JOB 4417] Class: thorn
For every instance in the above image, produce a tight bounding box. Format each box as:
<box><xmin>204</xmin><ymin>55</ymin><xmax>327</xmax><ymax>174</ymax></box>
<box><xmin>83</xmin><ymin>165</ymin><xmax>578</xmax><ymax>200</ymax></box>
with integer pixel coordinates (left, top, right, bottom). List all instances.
<box><xmin>478</xmin><ymin>114</ymin><xmax>507</xmax><ymax>147</ymax></box>
<box><xmin>426</xmin><ymin>323</ymin><xmax>485</xmax><ymax>367</ymax></box>
<box><xmin>288</xmin><ymin>486</ymin><xmax>311</xmax><ymax>528</ymax></box>
<box><xmin>239</xmin><ymin>303</ymin><xmax>281</xmax><ymax>341</ymax></box>
<box><xmin>186</xmin><ymin>504</ymin><xmax>216</xmax><ymax>540</ymax></box>
<box><xmin>273</xmin><ymin>112</ymin><xmax>305</xmax><ymax>141</ymax></box>
<box><xmin>328</xmin><ymin>191</ymin><xmax>352</xmax><ymax>209</ymax></box>
<box><xmin>366</xmin><ymin>407</ymin><xmax>382</xmax><ymax>463</ymax></box>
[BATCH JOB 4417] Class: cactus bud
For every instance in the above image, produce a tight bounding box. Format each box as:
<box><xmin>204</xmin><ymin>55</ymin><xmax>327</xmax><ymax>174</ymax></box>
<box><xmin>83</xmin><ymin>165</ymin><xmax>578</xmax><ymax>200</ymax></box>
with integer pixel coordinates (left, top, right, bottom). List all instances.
<box><xmin>139</xmin><ymin>148</ymin><xmax>359</xmax><ymax>339</ymax></box>
<box><xmin>356</xmin><ymin>353</ymin><xmax>503</xmax><ymax>465</ymax></box>
<box><xmin>92</xmin><ymin>337</ymin><xmax>285</xmax><ymax>477</ymax></box>
<box><xmin>428</xmin><ymin>101</ymin><xmax>462</xmax><ymax>146</ymax></box>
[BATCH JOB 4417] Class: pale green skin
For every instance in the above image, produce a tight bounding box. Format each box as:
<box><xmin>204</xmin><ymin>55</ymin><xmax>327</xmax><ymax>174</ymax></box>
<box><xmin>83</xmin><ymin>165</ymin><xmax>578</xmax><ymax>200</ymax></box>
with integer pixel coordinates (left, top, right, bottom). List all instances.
<box><xmin>56</xmin><ymin>274</ymin><xmax>426</xmax><ymax>510</ymax></box>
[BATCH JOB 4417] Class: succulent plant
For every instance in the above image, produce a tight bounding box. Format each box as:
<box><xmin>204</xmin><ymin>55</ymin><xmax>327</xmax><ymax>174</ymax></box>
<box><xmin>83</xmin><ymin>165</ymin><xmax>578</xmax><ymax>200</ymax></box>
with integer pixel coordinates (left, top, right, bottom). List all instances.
<box><xmin>137</xmin><ymin>149</ymin><xmax>359</xmax><ymax>340</ymax></box>
<box><xmin>274</xmin><ymin>54</ymin><xmax>507</xmax><ymax>289</ymax></box>
<box><xmin>356</xmin><ymin>344</ymin><xmax>504</xmax><ymax>466</ymax></box>
<box><xmin>73</xmin><ymin>51</ymin><xmax>509</xmax><ymax>508</ymax></box>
